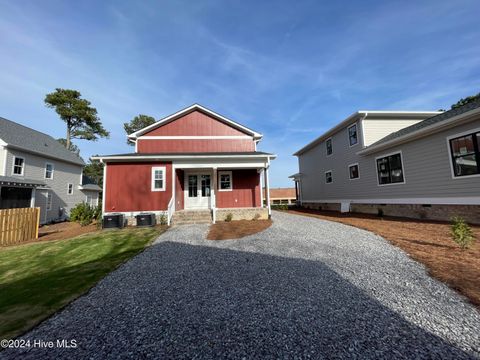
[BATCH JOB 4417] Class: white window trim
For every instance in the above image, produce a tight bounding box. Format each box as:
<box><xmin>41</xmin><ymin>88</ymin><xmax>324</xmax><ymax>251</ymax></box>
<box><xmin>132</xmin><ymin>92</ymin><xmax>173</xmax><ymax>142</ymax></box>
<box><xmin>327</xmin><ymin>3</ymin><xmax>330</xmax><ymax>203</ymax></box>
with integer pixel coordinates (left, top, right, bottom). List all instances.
<box><xmin>45</xmin><ymin>162</ymin><xmax>54</xmax><ymax>179</ymax></box>
<box><xmin>12</xmin><ymin>156</ymin><xmax>25</xmax><ymax>176</ymax></box>
<box><xmin>325</xmin><ymin>138</ymin><xmax>333</xmax><ymax>157</ymax></box>
<box><xmin>67</xmin><ymin>183</ymin><xmax>73</xmax><ymax>195</ymax></box>
<box><xmin>375</xmin><ymin>151</ymin><xmax>406</xmax><ymax>186</ymax></box>
<box><xmin>446</xmin><ymin>127</ymin><xmax>480</xmax><ymax>180</ymax></box>
<box><xmin>347</xmin><ymin>123</ymin><xmax>359</xmax><ymax>147</ymax></box>
<box><xmin>85</xmin><ymin>195</ymin><xmax>94</xmax><ymax>206</ymax></box>
<box><xmin>348</xmin><ymin>163</ymin><xmax>360</xmax><ymax>180</ymax></box>
<box><xmin>218</xmin><ymin>170</ymin><xmax>233</xmax><ymax>191</ymax></box>
<box><xmin>325</xmin><ymin>170</ymin><xmax>333</xmax><ymax>184</ymax></box>
<box><xmin>46</xmin><ymin>192</ymin><xmax>52</xmax><ymax>211</ymax></box>
<box><xmin>151</xmin><ymin>166</ymin><xmax>166</xmax><ymax>192</ymax></box>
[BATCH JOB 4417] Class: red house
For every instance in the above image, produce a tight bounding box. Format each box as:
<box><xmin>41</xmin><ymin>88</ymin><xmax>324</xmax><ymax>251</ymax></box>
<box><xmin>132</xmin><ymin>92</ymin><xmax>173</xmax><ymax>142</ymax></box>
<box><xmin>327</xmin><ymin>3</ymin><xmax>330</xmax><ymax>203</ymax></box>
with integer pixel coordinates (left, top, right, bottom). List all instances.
<box><xmin>93</xmin><ymin>104</ymin><xmax>276</xmax><ymax>225</ymax></box>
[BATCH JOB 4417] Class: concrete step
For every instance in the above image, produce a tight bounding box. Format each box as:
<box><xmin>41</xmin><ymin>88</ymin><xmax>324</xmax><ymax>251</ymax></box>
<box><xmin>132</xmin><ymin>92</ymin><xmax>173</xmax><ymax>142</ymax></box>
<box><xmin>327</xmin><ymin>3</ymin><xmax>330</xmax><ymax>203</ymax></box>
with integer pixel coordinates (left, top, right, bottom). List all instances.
<box><xmin>172</xmin><ymin>210</ymin><xmax>212</xmax><ymax>226</ymax></box>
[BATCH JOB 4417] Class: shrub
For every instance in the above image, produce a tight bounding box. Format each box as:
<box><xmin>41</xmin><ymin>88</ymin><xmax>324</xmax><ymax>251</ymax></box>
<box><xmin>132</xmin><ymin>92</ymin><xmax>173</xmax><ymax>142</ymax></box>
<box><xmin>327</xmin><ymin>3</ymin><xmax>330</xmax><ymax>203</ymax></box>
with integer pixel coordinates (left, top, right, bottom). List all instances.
<box><xmin>271</xmin><ymin>204</ymin><xmax>289</xmax><ymax>210</ymax></box>
<box><xmin>159</xmin><ymin>214</ymin><xmax>167</xmax><ymax>225</ymax></box>
<box><xmin>70</xmin><ymin>202</ymin><xmax>99</xmax><ymax>226</ymax></box>
<box><xmin>225</xmin><ymin>213</ymin><xmax>233</xmax><ymax>222</ymax></box>
<box><xmin>451</xmin><ymin>217</ymin><xmax>475</xmax><ymax>250</ymax></box>
<box><xmin>253</xmin><ymin>213</ymin><xmax>261</xmax><ymax>221</ymax></box>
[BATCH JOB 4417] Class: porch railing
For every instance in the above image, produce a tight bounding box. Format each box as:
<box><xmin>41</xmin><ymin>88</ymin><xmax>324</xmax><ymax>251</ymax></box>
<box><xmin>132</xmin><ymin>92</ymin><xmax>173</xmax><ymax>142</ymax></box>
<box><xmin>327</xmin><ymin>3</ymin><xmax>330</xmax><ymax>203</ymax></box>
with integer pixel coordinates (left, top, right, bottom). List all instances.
<box><xmin>167</xmin><ymin>196</ymin><xmax>174</xmax><ymax>226</ymax></box>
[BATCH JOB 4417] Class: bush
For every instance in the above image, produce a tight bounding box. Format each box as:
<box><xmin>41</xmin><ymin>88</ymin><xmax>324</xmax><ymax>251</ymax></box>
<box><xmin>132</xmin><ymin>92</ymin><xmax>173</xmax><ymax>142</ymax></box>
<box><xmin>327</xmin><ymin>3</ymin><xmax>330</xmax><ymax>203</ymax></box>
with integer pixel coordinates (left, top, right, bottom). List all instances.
<box><xmin>271</xmin><ymin>204</ymin><xmax>289</xmax><ymax>210</ymax></box>
<box><xmin>70</xmin><ymin>202</ymin><xmax>100</xmax><ymax>226</ymax></box>
<box><xmin>159</xmin><ymin>214</ymin><xmax>167</xmax><ymax>225</ymax></box>
<box><xmin>225</xmin><ymin>213</ymin><xmax>233</xmax><ymax>222</ymax></box>
<box><xmin>451</xmin><ymin>217</ymin><xmax>475</xmax><ymax>250</ymax></box>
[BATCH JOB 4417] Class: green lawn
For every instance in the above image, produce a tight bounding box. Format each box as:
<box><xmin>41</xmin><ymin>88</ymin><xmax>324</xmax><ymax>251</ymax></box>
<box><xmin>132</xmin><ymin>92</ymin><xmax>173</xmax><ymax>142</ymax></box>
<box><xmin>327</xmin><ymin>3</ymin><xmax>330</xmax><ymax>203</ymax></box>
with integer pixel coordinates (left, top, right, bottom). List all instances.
<box><xmin>0</xmin><ymin>226</ymin><xmax>164</xmax><ymax>340</ymax></box>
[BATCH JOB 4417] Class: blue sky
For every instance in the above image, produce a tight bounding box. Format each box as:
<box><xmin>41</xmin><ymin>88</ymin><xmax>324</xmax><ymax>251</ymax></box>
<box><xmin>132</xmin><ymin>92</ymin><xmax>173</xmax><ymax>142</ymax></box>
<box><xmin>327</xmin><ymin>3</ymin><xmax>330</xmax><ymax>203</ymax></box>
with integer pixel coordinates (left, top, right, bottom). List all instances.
<box><xmin>0</xmin><ymin>0</ymin><xmax>479</xmax><ymax>187</ymax></box>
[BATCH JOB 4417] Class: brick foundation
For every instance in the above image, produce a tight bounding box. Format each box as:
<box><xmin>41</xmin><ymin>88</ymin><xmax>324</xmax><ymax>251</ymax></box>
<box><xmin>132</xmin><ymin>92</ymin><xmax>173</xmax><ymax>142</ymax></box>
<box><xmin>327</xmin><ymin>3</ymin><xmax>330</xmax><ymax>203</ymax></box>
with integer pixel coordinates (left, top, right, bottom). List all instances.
<box><xmin>302</xmin><ymin>202</ymin><xmax>480</xmax><ymax>225</ymax></box>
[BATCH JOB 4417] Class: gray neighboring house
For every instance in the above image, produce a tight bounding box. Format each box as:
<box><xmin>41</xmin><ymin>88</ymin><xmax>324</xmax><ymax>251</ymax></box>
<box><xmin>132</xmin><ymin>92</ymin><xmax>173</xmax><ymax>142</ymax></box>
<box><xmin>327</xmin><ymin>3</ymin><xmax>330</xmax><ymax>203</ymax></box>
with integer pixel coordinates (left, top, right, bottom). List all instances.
<box><xmin>292</xmin><ymin>99</ymin><xmax>480</xmax><ymax>224</ymax></box>
<box><xmin>0</xmin><ymin>117</ymin><xmax>101</xmax><ymax>224</ymax></box>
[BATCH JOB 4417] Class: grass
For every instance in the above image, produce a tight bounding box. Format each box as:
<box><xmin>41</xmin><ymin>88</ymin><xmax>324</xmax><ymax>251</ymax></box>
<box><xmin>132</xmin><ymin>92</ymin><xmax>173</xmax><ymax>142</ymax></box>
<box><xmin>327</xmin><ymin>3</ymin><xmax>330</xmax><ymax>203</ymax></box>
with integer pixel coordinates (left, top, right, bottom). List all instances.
<box><xmin>0</xmin><ymin>226</ymin><xmax>164</xmax><ymax>340</ymax></box>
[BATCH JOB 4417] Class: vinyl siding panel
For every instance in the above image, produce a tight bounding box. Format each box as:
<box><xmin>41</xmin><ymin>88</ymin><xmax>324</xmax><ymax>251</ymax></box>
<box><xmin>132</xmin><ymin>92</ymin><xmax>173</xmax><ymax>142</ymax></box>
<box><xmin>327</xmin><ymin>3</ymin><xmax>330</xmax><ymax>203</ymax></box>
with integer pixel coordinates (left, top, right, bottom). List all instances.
<box><xmin>362</xmin><ymin>119</ymin><xmax>423</xmax><ymax>146</ymax></box>
<box><xmin>299</xmin><ymin>119</ymin><xmax>480</xmax><ymax>202</ymax></box>
<box><xmin>0</xmin><ymin>147</ymin><xmax>5</xmax><ymax>175</ymax></box>
<box><xmin>4</xmin><ymin>149</ymin><xmax>97</xmax><ymax>223</ymax></box>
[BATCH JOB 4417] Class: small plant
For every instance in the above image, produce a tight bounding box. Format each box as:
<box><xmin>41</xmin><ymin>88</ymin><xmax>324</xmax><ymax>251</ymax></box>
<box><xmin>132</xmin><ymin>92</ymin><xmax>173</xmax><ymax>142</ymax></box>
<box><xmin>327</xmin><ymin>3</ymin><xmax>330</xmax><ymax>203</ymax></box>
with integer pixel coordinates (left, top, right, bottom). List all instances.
<box><xmin>253</xmin><ymin>213</ymin><xmax>261</xmax><ymax>221</ymax></box>
<box><xmin>451</xmin><ymin>217</ymin><xmax>475</xmax><ymax>250</ymax></box>
<box><xmin>271</xmin><ymin>204</ymin><xmax>289</xmax><ymax>210</ymax></box>
<box><xmin>225</xmin><ymin>213</ymin><xmax>233</xmax><ymax>222</ymax></box>
<box><xmin>70</xmin><ymin>202</ymin><xmax>99</xmax><ymax>226</ymax></box>
<box><xmin>159</xmin><ymin>214</ymin><xmax>167</xmax><ymax>225</ymax></box>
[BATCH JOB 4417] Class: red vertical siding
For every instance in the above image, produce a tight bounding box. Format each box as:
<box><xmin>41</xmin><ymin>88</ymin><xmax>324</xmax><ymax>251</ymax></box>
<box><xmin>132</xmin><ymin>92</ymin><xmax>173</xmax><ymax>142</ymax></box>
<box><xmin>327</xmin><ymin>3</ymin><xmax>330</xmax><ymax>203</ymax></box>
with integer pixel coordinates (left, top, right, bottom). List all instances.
<box><xmin>105</xmin><ymin>162</ymin><xmax>172</xmax><ymax>212</ymax></box>
<box><xmin>137</xmin><ymin>139</ymin><xmax>255</xmax><ymax>153</ymax></box>
<box><xmin>144</xmin><ymin>110</ymin><xmax>247</xmax><ymax>136</ymax></box>
<box><xmin>175</xmin><ymin>169</ymin><xmax>184</xmax><ymax>211</ymax></box>
<box><xmin>216</xmin><ymin>169</ymin><xmax>261</xmax><ymax>208</ymax></box>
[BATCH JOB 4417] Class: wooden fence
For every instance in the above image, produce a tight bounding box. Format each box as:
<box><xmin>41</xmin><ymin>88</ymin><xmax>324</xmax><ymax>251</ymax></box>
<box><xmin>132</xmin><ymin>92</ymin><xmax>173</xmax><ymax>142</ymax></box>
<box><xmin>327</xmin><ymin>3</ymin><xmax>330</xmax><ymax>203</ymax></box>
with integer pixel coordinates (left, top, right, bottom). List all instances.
<box><xmin>0</xmin><ymin>207</ymin><xmax>40</xmax><ymax>246</ymax></box>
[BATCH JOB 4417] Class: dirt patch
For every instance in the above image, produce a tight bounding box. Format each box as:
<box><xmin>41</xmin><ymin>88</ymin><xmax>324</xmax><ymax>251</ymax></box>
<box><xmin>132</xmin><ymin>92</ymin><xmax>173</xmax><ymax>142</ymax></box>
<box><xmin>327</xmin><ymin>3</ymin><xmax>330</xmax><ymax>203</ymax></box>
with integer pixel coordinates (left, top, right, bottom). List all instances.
<box><xmin>286</xmin><ymin>209</ymin><xmax>480</xmax><ymax>308</ymax></box>
<box><xmin>38</xmin><ymin>221</ymin><xmax>99</xmax><ymax>242</ymax></box>
<box><xmin>207</xmin><ymin>220</ymin><xmax>272</xmax><ymax>240</ymax></box>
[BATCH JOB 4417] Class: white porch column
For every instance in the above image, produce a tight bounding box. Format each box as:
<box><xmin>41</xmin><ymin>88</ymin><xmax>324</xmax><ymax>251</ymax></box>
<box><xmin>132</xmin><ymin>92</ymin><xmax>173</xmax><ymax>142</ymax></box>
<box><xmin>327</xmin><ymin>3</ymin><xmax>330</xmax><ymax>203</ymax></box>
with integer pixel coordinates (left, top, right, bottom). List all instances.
<box><xmin>211</xmin><ymin>167</ymin><xmax>217</xmax><ymax>223</ymax></box>
<box><xmin>264</xmin><ymin>166</ymin><xmax>271</xmax><ymax>217</ymax></box>
<box><xmin>30</xmin><ymin>187</ymin><xmax>36</xmax><ymax>208</ymax></box>
<box><xmin>259</xmin><ymin>169</ymin><xmax>264</xmax><ymax>207</ymax></box>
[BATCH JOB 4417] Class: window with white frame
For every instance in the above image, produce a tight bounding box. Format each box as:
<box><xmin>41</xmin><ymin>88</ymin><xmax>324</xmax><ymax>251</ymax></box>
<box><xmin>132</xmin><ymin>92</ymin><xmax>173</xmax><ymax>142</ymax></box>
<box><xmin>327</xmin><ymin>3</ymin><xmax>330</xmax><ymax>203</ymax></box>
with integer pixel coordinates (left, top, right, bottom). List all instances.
<box><xmin>86</xmin><ymin>195</ymin><xmax>93</xmax><ymax>206</ymax></box>
<box><xmin>349</xmin><ymin>164</ymin><xmax>359</xmax><ymax>179</ymax></box>
<box><xmin>12</xmin><ymin>157</ymin><xmax>25</xmax><ymax>175</ymax></box>
<box><xmin>67</xmin><ymin>183</ymin><xmax>73</xmax><ymax>195</ymax></box>
<box><xmin>45</xmin><ymin>163</ymin><xmax>54</xmax><ymax>179</ymax></box>
<box><xmin>449</xmin><ymin>130</ymin><xmax>480</xmax><ymax>177</ymax></box>
<box><xmin>348</xmin><ymin>124</ymin><xmax>358</xmax><ymax>146</ymax></box>
<box><xmin>326</xmin><ymin>138</ymin><xmax>333</xmax><ymax>156</ymax></box>
<box><xmin>325</xmin><ymin>170</ymin><xmax>333</xmax><ymax>183</ymax></box>
<box><xmin>218</xmin><ymin>171</ymin><xmax>232</xmax><ymax>191</ymax></box>
<box><xmin>46</xmin><ymin>192</ymin><xmax>52</xmax><ymax>211</ymax></box>
<box><xmin>376</xmin><ymin>153</ymin><xmax>405</xmax><ymax>185</ymax></box>
<box><xmin>151</xmin><ymin>167</ymin><xmax>166</xmax><ymax>191</ymax></box>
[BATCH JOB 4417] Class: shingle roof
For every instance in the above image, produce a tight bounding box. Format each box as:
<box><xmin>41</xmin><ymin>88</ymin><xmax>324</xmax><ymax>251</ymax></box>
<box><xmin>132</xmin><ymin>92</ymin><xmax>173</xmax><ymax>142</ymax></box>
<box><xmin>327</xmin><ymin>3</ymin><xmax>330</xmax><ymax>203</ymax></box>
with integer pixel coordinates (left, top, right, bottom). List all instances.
<box><xmin>369</xmin><ymin>98</ymin><xmax>480</xmax><ymax>147</ymax></box>
<box><xmin>0</xmin><ymin>117</ymin><xmax>85</xmax><ymax>165</ymax></box>
<box><xmin>0</xmin><ymin>175</ymin><xmax>45</xmax><ymax>186</ymax></box>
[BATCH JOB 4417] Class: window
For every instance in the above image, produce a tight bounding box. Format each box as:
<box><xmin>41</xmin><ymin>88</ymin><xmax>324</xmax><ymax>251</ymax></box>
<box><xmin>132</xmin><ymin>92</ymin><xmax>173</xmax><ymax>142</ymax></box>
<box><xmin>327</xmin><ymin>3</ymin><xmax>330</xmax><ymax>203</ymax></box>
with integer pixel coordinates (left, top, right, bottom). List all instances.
<box><xmin>218</xmin><ymin>171</ymin><xmax>233</xmax><ymax>191</ymax></box>
<box><xmin>67</xmin><ymin>183</ymin><xmax>73</xmax><ymax>195</ymax></box>
<box><xmin>12</xmin><ymin>157</ymin><xmax>24</xmax><ymax>176</ymax></box>
<box><xmin>325</xmin><ymin>170</ymin><xmax>332</xmax><ymax>184</ymax></box>
<box><xmin>449</xmin><ymin>131</ymin><xmax>480</xmax><ymax>177</ymax></box>
<box><xmin>151</xmin><ymin>167</ymin><xmax>166</xmax><ymax>191</ymax></box>
<box><xmin>349</xmin><ymin>164</ymin><xmax>359</xmax><ymax>179</ymax></box>
<box><xmin>376</xmin><ymin>153</ymin><xmax>405</xmax><ymax>185</ymax></box>
<box><xmin>348</xmin><ymin>124</ymin><xmax>358</xmax><ymax>146</ymax></box>
<box><xmin>326</xmin><ymin>138</ymin><xmax>333</xmax><ymax>156</ymax></box>
<box><xmin>45</xmin><ymin>163</ymin><xmax>54</xmax><ymax>179</ymax></box>
<box><xmin>46</xmin><ymin>192</ymin><xmax>52</xmax><ymax>211</ymax></box>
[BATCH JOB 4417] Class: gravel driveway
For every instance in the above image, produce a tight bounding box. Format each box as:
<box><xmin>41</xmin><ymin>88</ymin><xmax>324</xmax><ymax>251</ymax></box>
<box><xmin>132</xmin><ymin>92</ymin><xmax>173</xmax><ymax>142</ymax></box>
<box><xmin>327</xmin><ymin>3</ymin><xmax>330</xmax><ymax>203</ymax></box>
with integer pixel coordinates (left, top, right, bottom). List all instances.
<box><xmin>3</xmin><ymin>211</ymin><xmax>480</xmax><ymax>359</ymax></box>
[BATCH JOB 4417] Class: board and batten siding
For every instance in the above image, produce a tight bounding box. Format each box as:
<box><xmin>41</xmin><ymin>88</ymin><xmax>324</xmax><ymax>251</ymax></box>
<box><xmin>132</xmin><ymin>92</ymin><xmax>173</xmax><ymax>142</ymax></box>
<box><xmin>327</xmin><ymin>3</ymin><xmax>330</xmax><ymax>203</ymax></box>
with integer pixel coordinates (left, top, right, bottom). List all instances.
<box><xmin>362</xmin><ymin>118</ymin><xmax>424</xmax><ymax>147</ymax></box>
<box><xmin>4</xmin><ymin>148</ymin><xmax>97</xmax><ymax>223</ymax></box>
<box><xmin>299</xmin><ymin>119</ymin><xmax>480</xmax><ymax>203</ymax></box>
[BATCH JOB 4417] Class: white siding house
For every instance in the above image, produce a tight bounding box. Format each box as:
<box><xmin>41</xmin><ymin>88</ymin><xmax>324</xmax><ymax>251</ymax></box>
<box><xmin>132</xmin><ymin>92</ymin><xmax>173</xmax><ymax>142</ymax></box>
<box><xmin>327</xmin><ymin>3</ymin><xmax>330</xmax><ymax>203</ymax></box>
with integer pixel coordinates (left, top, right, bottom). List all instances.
<box><xmin>292</xmin><ymin>100</ymin><xmax>480</xmax><ymax>224</ymax></box>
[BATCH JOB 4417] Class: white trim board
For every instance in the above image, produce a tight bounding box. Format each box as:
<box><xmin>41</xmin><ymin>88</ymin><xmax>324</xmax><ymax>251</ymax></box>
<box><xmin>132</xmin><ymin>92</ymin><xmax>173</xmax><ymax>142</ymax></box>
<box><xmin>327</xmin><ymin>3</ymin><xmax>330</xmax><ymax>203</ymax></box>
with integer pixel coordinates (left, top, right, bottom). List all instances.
<box><xmin>139</xmin><ymin>135</ymin><xmax>252</xmax><ymax>140</ymax></box>
<box><xmin>104</xmin><ymin>210</ymin><xmax>168</xmax><ymax>216</ymax></box>
<box><xmin>302</xmin><ymin>197</ymin><xmax>480</xmax><ymax>205</ymax></box>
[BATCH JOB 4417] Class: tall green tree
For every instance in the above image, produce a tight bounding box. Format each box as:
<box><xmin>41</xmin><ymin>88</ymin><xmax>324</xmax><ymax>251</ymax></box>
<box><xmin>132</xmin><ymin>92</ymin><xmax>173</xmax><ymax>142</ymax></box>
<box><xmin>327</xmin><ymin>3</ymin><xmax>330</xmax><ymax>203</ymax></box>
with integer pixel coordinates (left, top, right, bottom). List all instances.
<box><xmin>45</xmin><ymin>88</ymin><xmax>109</xmax><ymax>149</ymax></box>
<box><xmin>450</xmin><ymin>92</ymin><xmax>480</xmax><ymax>109</ymax></box>
<box><xmin>123</xmin><ymin>114</ymin><xmax>156</xmax><ymax>145</ymax></box>
<box><xmin>57</xmin><ymin>138</ymin><xmax>80</xmax><ymax>155</ymax></box>
<box><xmin>83</xmin><ymin>158</ymin><xmax>104</xmax><ymax>188</ymax></box>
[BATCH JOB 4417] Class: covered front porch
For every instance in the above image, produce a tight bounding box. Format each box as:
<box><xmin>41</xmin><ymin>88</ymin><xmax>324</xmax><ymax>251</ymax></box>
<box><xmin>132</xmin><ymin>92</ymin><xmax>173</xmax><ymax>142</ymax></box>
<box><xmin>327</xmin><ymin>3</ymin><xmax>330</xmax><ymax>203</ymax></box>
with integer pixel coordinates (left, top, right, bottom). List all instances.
<box><xmin>168</xmin><ymin>155</ymin><xmax>273</xmax><ymax>225</ymax></box>
<box><xmin>0</xmin><ymin>176</ymin><xmax>45</xmax><ymax>210</ymax></box>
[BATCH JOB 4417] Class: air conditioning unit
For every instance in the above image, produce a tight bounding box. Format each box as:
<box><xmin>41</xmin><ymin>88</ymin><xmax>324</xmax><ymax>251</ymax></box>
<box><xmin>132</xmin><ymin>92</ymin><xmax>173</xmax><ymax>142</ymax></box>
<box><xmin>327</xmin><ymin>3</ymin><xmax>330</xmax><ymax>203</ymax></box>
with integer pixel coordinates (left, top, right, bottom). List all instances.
<box><xmin>136</xmin><ymin>213</ymin><xmax>156</xmax><ymax>227</ymax></box>
<box><xmin>102</xmin><ymin>214</ymin><xmax>125</xmax><ymax>229</ymax></box>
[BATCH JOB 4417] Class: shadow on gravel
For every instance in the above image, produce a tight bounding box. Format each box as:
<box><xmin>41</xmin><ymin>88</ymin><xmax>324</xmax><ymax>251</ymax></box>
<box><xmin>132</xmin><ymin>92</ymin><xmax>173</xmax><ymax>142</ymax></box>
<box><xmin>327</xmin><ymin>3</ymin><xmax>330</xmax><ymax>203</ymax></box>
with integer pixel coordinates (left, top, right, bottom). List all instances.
<box><xmin>4</xmin><ymin>241</ymin><xmax>475</xmax><ymax>359</ymax></box>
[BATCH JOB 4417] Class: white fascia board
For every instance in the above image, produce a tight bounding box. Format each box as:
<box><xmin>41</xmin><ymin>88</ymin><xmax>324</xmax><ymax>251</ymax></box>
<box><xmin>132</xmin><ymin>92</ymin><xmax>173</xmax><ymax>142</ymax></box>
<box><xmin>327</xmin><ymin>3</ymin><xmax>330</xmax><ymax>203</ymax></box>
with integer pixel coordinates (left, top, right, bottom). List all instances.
<box><xmin>91</xmin><ymin>154</ymin><xmax>276</xmax><ymax>161</ymax></box>
<box><xmin>128</xmin><ymin>104</ymin><xmax>263</xmax><ymax>139</ymax></box>
<box><xmin>302</xmin><ymin>197</ymin><xmax>480</xmax><ymax>205</ymax></box>
<box><xmin>357</xmin><ymin>106</ymin><xmax>480</xmax><ymax>156</ymax></box>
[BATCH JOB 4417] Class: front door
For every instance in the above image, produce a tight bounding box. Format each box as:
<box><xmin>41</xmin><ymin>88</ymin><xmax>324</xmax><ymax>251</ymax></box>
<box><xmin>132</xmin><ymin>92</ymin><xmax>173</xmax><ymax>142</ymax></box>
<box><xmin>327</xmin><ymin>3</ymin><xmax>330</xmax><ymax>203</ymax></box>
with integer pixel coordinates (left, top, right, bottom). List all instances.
<box><xmin>185</xmin><ymin>172</ymin><xmax>211</xmax><ymax>209</ymax></box>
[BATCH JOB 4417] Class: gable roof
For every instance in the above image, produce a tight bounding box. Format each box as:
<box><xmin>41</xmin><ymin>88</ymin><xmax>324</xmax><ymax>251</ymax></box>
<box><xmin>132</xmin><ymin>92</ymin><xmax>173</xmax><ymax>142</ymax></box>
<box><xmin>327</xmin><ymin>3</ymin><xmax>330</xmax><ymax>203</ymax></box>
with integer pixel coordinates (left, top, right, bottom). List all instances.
<box><xmin>0</xmin><ymin>117</ymin><xmax>85</xmax><ymax>166</ymax></box>
<box><xmin>128</xmin><ymin>104</ymin><xmax>263</xmax><ymax>140</ymax></box>
<box><xmin>359</xmin><ymin>98</ymin><xmax>480</xmax><ymax>154</ymax></box>
<box><xmin>293</xmin><ymin>110</ymin><xmax>440</xmax><ymax>156</ymax></box>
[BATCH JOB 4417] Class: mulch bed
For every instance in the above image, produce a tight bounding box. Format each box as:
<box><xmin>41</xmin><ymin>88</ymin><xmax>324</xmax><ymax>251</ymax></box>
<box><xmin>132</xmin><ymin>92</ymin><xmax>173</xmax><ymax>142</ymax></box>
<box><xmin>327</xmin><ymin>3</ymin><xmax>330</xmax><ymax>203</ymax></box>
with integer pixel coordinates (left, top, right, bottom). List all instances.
<box><xmin>285</xmin><ymin>209</ymin><xmax>480</xmax><ymax>308</ymax></box>
<box><xmin>38</xmin><ymin>221</ymin><xmax>100</xmax><ymax>242</ymax></box>
<box><xmin>207</xmin><ymin>220</ymin><xmax>272</xmax><ymax>240</ymax></box>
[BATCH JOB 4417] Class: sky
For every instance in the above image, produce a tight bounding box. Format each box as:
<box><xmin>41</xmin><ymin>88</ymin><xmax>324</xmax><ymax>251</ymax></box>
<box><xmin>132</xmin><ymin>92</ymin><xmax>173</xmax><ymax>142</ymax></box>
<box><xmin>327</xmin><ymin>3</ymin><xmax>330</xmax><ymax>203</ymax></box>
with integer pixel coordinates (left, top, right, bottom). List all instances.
<box><xmin>0</xmin><ymin>0</ymin><xmax>479</xmax><ymax>187</ymax></box>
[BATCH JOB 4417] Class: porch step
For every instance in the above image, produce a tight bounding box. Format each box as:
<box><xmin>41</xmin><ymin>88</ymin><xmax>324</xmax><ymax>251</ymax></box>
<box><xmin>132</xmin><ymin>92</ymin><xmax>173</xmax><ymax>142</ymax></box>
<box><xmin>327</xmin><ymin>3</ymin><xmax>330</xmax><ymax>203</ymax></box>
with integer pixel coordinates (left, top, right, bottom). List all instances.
<box><xmin>172</xmin><ymin>210</ymin><xmax>212</xmax><ymax>226</ymax></box>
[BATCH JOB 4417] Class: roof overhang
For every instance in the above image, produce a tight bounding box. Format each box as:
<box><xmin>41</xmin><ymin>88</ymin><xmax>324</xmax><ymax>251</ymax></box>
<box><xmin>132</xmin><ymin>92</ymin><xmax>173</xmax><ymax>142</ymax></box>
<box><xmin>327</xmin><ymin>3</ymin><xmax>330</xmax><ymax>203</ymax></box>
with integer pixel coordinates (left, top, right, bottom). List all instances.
<box><xmin>0</xmin><ymin>177</ymin><xmax>46</xmax><ymax>187</ymax></box>
<box><xmin>128</xmin><ymin>104</ymin><xmax>263</xmax><ymax>140</ymax></box>
<box><xmin>78</xmin><ymin>184</ymin><xmax>102</xmax><ymax>192</ymax></box>
<box><xmin>357</xmin><ymin>106</ymin><xmax>480</xmax><ymax>156</ymax></box>
<box><xmin>92</xmin><ymin>153</ymin><xmax>276</xmax><ymax>162</ymax></box>
<box><xmin>293</xmin><ymin>110</ymin><xmax>441</xmax><ymax>156</ymax></box>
